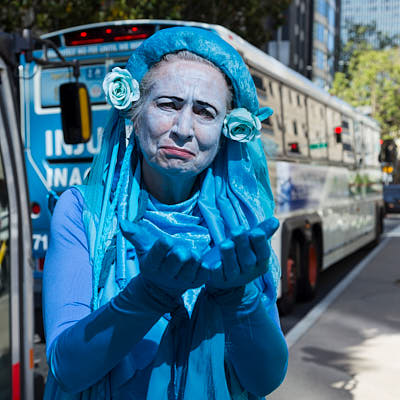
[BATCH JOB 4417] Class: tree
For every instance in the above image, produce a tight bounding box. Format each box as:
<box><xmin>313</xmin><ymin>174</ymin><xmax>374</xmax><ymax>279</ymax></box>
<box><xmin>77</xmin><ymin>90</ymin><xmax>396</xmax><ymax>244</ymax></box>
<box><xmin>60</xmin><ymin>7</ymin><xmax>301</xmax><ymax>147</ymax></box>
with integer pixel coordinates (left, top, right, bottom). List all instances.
<box><xmin>0</xmin><ymin>0</ymin><xmax>292</xmax><ymax>49</ymax></box>
<box><xmin>331</xmin><ymin>48</ymin><xmax>400</xmax><ymax>136</ymax></box>
<box><xmin>180</xmin><ymin>0</ymin><xmax>292</xmax><ymax>48</ymax></box>
<box><xmin>337</xmin><ymin>20</ymin><xmax>400</xmax><ymax>77</ymax></box>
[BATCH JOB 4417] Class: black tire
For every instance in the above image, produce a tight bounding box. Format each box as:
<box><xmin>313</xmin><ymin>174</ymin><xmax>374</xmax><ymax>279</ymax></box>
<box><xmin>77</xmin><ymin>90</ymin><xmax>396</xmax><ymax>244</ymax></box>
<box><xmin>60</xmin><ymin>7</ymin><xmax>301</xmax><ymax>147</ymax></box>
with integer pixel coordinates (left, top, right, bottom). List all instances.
<box><xmin>278</xmin><ymin>239</ymin><xmax>300</xmax><ymax>315</ymax></box>
<box><xmin>298</xmin><ymin>238</ymin><xmax>320</xmax><ymax>301</ymax></box>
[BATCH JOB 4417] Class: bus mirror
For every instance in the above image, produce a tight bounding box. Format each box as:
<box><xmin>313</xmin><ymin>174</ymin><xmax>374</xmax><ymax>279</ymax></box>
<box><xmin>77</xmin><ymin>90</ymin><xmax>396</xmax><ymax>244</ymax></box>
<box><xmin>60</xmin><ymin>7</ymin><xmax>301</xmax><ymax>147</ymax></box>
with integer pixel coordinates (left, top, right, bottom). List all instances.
<box><xmin>59</xmin><ymin>82</ymin><xmax>92</xmax><ymax>144</ymax></box>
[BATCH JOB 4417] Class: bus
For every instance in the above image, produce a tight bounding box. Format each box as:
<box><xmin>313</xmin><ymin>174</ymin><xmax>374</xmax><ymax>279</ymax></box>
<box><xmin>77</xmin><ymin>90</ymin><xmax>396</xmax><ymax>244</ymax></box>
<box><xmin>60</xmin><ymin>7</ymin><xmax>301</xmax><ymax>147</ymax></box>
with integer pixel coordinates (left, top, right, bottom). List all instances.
<box><xmin>21</xmin><ymin>20</ymin><xmax>383</xmax><ymax>317</ymax></box>
<box><xmin>0</xmin><ymin>38</ymin><xmax>34</xmax><ymax>399</ymax></box>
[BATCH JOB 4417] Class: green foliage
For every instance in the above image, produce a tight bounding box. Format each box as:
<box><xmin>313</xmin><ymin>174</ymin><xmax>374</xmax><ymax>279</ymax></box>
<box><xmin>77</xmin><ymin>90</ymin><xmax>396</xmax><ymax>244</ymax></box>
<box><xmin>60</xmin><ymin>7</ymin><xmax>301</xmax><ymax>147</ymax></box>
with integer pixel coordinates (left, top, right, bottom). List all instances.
<box><xmin>338</xmin><ymin>21</ymin><xmax>400</xmax><ymax>77</ymax></box>
<box><xmin>0</xmin><ymin>0</ymin><xmax>292</xmax><ymax>48</ymax></box>
<box><xmin>331</xmin><ymin>48</ymin><xmax>400</xmax><ymax>136</ymax></box>
<box><xmin>180</xmin><ymin>0</ymin><xmax>292</xmax><ymax>47</ymax></box>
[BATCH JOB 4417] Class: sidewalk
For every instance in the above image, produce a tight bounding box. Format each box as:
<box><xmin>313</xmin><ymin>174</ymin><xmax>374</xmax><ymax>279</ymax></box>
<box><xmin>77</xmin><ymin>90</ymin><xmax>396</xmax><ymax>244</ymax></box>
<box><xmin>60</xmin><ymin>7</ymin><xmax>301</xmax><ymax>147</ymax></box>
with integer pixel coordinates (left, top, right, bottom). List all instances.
<box><xmin>269</xmin><ymin>229</ymin><xmax>400</xmax><ymax>400</ymax></box>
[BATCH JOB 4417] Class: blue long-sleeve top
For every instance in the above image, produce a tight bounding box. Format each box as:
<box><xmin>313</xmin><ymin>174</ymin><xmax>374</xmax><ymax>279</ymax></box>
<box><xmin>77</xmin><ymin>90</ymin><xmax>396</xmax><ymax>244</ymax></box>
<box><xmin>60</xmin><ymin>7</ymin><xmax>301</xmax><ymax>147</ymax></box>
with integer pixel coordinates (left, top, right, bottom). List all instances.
<box><xmin>43</xmin><ymin>188</ymin><xmax>288</xmax><ymax>399</ymax></box>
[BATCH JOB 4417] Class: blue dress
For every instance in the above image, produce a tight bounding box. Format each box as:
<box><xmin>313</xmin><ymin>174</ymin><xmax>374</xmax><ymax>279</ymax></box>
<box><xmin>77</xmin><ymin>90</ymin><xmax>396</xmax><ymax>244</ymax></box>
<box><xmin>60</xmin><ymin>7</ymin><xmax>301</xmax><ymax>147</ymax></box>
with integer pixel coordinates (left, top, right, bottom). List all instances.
<box><xmin>43</xmin><ymin>188</ymin><xmax>287</xmax><ymax>399</ymax></box>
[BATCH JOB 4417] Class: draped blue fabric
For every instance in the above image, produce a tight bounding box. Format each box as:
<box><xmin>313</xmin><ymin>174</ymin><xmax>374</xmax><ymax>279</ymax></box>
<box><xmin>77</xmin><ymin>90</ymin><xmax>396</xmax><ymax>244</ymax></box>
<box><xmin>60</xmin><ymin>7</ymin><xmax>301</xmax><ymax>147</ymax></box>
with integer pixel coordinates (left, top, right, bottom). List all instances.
<box><xmin>44</xmin><ymin>26</ymin><xmax>285</xmax><ymax>399</ymax></box>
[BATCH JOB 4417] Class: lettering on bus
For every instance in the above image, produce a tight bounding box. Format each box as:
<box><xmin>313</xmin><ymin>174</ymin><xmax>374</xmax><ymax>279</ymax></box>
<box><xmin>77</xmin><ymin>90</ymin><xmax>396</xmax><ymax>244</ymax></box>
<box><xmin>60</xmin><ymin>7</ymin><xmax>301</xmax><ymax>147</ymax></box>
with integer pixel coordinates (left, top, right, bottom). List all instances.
<box><xmin>45</xmin><ymin>126</ymin><xmax>103</xmax><ymax>157</ymax></box>
<box><xmin>47</xmin><ymin>41</ymin><xmax>139</xmax><ymax>59</ymax></box>
<box><xmin>46</xmin><ymin>166</ymin><xmax>91</xmax><ymax>188</ymax></box>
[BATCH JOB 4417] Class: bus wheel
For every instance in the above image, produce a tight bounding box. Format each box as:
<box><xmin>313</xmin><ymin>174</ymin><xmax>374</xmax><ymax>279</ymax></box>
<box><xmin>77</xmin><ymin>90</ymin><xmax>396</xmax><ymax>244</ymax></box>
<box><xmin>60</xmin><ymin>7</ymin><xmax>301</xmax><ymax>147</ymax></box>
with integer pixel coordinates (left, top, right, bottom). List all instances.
<box><xmin>278</xmin><ymin>240</ymin><xmax>299</xmax><ymax>315</ymax></box>
<box><xmin>298</xmin><ymin>239</ymin><xmax>319</xmax><ymax>300</ymax></box>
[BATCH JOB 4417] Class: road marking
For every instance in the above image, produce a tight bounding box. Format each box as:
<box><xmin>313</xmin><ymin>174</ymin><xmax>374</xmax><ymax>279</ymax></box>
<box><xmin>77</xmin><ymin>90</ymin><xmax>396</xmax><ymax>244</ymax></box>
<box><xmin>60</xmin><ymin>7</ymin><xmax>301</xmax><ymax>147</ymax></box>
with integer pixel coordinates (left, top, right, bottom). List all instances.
<box><xmin>382</xmin><ymin>224</ymin><xmax>400</xmax><ymax>238</ymax></box>
<box><xmin>285</xmin><ymin>234</ymin><xmax>394</xmax><ymax>349</ymax></box>
<box><xmin>382</xmin><ymin>232</ymin><xmax>400</xmax><ymax>237</ymax></box>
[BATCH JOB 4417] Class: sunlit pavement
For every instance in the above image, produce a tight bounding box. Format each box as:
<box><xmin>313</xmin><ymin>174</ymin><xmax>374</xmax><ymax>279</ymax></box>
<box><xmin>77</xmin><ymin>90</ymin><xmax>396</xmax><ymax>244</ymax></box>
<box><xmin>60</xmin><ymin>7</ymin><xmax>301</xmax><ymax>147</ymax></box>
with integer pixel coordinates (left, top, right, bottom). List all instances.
<box><xmin>269</xmin><ymin>216</ymin><xmax>400</xmax><ymax>400</ymax></box>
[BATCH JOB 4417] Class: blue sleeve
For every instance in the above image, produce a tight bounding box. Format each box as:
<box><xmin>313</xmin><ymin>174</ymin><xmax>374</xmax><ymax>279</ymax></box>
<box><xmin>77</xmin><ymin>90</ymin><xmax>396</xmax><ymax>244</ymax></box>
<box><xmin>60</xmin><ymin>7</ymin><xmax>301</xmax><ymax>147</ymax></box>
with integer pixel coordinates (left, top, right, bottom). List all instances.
<box><xmin>216</xmin><ymin>284</ymin><xmax>288</xmax><ymax>397</ymax></box>
<box><xmin>43</xmin><ymin>188</ymin><xmax>177</xmax><ymax>394</ymax></box>
<box><xmin>43</xmin><ymin>188</ymin><xmax>92</xmax><ymax>358</ymax></box>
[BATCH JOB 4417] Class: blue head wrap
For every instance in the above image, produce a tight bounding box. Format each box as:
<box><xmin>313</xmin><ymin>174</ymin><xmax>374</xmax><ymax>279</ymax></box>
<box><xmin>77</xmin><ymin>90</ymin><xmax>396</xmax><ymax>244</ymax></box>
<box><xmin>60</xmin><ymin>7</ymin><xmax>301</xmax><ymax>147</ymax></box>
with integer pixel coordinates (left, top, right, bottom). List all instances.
<box><xmin>80</xmin><ymin>26</ymin><xmax>280</xmax><ymax>400</ymax></box>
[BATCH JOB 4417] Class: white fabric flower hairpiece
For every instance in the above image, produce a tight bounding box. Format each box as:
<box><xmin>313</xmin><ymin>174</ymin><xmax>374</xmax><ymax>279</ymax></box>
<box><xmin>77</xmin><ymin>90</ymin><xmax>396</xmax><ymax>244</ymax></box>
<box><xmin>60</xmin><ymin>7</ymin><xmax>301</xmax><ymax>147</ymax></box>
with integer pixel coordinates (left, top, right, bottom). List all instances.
<box><xmin>102</xmin><ymin>67</ymin><xmax>140</xmax><ymax>110</ymax></box>
<box><xmin>222</xmin><ymin>107</ymin><xmax>273</xmax><ymax>142</ymax></box>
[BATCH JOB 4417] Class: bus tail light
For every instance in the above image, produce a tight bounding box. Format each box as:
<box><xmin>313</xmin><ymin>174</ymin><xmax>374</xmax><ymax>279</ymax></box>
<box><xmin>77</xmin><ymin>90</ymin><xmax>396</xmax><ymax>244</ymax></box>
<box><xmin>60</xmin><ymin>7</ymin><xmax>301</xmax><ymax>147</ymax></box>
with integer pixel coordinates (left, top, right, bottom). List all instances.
<box><xmin>31</xmin><ymin>202</ymin><xmax>41</xmax><ymax>216</ymax></box>
<box><xmin>37</xmin><ymin>257</ymin><xmax>45</xmax><ymax>272</ymax></box>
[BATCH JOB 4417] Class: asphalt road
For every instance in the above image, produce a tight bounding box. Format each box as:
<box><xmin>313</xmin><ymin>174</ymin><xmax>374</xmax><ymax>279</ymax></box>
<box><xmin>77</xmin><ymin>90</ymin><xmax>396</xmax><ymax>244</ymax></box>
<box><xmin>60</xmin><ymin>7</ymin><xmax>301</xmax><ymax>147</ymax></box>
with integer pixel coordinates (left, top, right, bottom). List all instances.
<box><xmin>270</xmin><ymin>214</ymin><xmax>400</xmax><ymax>400</ymax></box>
<box><xmin>279</xmin><ymin>214</ymin><xmax>400</xmax><ymax>335</ymax></box>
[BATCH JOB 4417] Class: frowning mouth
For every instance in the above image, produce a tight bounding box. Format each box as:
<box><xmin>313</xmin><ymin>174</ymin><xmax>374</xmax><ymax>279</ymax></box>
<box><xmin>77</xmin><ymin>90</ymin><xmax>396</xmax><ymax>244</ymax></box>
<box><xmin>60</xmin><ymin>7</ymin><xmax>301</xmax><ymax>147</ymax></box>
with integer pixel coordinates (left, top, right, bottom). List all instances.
<box><xmin>160</xmin><ymin>146</ymin><xmax>195</xmax><ymax>159</ymax></box>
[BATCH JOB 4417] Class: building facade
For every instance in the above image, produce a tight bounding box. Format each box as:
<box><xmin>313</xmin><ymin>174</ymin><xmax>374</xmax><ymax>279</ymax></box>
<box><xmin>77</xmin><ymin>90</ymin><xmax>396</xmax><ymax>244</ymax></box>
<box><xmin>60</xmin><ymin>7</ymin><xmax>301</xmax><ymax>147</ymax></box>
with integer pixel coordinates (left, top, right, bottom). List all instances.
<box><xmin>341</xmin><ymin>0</ymin><xmax>400</xmax><ymax>47</ymax></box>
<box><xmin>268</xmin><ymin>0</ymin><xmax>340</xmax><ymax>90</ymax></box>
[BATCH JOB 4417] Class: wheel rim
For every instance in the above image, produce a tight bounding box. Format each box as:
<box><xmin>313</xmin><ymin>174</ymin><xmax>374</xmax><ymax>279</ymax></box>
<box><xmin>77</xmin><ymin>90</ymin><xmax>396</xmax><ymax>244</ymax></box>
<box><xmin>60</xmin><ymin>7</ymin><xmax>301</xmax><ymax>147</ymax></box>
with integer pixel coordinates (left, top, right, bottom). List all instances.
<box><xmin>308</xmin><ymin>244</ymin><xmax>318</xmax><ymax>288</ymax></box>
<box><xmin>287</xmin><ymin>257</ymin><xmax>296</xmax><ymax>299</ymax></box>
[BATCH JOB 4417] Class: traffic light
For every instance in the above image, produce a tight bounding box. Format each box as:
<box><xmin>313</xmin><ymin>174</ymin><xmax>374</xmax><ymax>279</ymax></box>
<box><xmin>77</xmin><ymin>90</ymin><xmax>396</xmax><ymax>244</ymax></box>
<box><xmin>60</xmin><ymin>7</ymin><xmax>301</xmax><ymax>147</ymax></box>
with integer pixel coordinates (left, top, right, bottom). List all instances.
<box><xmin>379</xmin><ymin>139</ymin><xmax>397</xmax><ymax>163</ymax></box>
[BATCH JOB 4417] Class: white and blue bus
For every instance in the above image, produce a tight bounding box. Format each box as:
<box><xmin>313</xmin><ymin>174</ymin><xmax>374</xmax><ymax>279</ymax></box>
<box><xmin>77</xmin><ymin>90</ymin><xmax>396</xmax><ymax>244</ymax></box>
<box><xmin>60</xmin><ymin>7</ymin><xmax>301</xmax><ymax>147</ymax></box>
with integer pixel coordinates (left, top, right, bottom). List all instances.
<box><xmin>20</xmin><ymin>20</ymin><xmax>383</xmax><ymax>315</ymax></box>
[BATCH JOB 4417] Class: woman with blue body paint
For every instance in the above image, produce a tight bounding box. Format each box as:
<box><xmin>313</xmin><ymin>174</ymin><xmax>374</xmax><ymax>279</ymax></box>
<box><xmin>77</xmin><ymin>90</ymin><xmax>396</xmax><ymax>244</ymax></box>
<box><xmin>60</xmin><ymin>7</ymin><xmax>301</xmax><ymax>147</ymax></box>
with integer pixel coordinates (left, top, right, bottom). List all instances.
<box><xmin>42</xmin><ymin>27</ymin><xmax>288</xmax><ymax>399</ymax></box>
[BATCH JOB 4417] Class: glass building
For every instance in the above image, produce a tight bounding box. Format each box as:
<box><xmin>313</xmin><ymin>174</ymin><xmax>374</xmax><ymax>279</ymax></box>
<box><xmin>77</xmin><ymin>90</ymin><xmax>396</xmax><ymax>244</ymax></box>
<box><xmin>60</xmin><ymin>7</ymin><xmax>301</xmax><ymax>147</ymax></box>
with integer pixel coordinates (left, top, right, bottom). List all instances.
<box><xmin>341</xmin><ymin>0</ymin><xmax>400</xmax><ymax>47</ymax></box>
<box><xmin>313</xmin><ymin>0</ymin><xmax>338</xmax><ymax>89</ymax></box>
<box><xmin>268</xmin><ymin>0</ymin><xmax>340</xmax><ymax>90</ymax></box>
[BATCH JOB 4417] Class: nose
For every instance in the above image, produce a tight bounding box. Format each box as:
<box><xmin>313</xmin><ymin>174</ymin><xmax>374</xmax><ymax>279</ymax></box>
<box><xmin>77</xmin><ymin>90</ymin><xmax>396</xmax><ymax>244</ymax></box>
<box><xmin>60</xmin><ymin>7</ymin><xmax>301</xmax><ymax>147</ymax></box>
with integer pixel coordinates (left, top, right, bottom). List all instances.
<box><xmin>172</xmin><ymin>105</ymin><xmax>194</xmax><ymax>141</ymax></box>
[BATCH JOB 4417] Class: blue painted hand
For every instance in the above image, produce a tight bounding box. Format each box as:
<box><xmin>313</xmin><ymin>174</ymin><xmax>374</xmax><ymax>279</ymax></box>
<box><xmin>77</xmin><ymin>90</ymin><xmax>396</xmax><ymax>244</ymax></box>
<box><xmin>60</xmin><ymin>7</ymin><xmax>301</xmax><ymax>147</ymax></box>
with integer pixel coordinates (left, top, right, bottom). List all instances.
<box><xmin>203</xmin><ymin>217</ymin><xmax>279</xmax><ymax>289</ymax></box>
<box><xmin>120</xmin><ymin>220</ymin><xmax>209</xmax><ymax>297</ymax></box>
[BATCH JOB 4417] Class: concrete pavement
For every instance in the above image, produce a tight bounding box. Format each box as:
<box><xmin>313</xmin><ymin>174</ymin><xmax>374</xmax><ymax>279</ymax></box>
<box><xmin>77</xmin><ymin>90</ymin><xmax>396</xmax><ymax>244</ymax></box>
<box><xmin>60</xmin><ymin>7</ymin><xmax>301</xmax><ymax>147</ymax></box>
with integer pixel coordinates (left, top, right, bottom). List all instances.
<box><xmin>269</xmin><ymin>228</ymin><xmax>400</xmax><ymax>399</ymax></box>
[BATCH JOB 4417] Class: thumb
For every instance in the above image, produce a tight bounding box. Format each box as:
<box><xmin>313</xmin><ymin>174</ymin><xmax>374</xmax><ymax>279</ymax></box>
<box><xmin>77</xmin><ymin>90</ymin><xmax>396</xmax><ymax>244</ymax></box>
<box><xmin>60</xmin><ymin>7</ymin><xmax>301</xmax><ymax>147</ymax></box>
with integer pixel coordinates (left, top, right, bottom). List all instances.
<box><xmin>257</xmin><ymin>217</ymin><xmax>279</xmax><ymax>239</ymax></box>
<box><xmin>120</xmin><ymin>220</ymin><xmax>155</xmax><ymax>254</ymax></box>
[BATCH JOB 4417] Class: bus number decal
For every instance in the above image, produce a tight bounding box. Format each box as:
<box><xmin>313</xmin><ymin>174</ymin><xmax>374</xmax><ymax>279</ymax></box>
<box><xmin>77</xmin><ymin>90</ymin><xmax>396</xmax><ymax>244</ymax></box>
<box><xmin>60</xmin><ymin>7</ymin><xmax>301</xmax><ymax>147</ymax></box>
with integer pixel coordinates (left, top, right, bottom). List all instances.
<box><xmin>33</xmin><ymin>233</ymin><xmax>48</xmax><ymax>252</ymax></box>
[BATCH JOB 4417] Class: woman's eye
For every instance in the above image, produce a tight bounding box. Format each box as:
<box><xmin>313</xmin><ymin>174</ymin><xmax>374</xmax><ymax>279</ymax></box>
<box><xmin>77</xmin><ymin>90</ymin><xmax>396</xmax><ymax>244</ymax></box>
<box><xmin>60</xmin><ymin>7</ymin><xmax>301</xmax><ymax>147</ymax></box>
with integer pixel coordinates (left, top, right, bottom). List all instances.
<box><xmin>158</xmin><ymin>101</ymin><xmax>177</xmax><ymax>110</ymax></box>
<box><xmin>194</xmin><ymin>106</ymin><xmax>215</xmax><ymax>119</ymax></box>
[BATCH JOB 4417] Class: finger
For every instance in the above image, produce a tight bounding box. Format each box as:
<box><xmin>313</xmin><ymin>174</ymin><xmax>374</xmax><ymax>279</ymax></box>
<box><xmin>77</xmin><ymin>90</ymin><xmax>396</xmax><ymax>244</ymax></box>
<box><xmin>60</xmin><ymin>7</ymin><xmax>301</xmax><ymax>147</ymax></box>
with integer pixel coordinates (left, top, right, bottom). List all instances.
<box><xmin>249</xmin><ymin>227</ymin><xmax>270</xmax><ymax>265</ymax></box>
<box><xmin>163</xmin><ymin>245</ymin><xmax>191</xmax><ymax>277</ymax></box>
<box><xmin>220</xmin><ymin>239</ymin><xmax>241</xmax><ymax>281</ymax></box>
<box><xmin>192</xmin><ymin>263</ymin><xmax>210</xmax><ymax>287</ymax></box>
<box><xmin>257</xmin><ymin>217</ymin><xmax>279</xmax><ymax>239</ymax></box>
<box><xmin>201</xmin><ymin>245</ymin><xmax>221</xmax><ymax>270</ymax></box>
<box><xmin>208</xmin><ymin>263</ymin><xmax>224</xmax><ymax>287</ymax></box>
<box><xmin>230</xmin><ymin>227</ymin><xmax>257</xmax><ymax>271</ymax></box>
<box><xmin>120</xmin><ymin>220</ymin><xmax>155</xmax><ymax>254</ymax></box>
<box><xmin>142</xmin><ymin>237</ymin><xmax>173</xmax><ymax>273</ymax></box>
<box><xmin>175</xmin><ymin>251</ymin><xmax>201</xmax><ymax>284</ymax></box>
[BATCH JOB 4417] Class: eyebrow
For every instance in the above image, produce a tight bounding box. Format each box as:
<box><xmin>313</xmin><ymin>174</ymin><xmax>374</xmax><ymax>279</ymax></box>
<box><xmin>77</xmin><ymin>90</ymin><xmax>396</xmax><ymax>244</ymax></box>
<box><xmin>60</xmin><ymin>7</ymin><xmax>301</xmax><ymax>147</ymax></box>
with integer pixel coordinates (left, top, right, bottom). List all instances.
<box><xmin>155</xmin><ymin>96</ymin><xmax>219</xmax><ymax>114</ymax></box>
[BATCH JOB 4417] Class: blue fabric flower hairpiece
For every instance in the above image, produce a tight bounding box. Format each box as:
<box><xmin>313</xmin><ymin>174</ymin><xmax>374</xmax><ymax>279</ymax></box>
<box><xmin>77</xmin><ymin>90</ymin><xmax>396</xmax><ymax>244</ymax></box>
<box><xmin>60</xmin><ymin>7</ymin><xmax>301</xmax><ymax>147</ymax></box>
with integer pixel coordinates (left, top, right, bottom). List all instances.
<box><xmin>222</xmin><ymin>107</ymin><xmax>273</xmax><ymax>142</ymax></box>
<box><xmin>103</xmin><ymin>67</ymin><xmax>140</xmax><ymax>110</ymax></box>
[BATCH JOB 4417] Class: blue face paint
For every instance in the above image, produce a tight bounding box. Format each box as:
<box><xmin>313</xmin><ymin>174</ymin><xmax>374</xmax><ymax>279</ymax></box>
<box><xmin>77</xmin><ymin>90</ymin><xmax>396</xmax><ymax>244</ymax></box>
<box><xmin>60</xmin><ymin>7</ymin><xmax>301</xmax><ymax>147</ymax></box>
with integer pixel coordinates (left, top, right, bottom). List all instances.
<box><xmin>135</xmin><ymin>60</ymin><xmax>229</xmax><ymax>203</ymax></box>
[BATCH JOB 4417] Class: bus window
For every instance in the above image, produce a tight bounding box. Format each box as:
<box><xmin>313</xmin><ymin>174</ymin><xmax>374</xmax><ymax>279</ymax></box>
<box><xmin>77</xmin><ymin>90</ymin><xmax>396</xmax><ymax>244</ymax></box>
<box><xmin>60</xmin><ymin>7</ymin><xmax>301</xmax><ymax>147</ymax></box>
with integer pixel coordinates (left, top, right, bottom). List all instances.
<box><xmin>246</xmin><ymin>69</ymin><xmax>282</xmax><ymax>159</ymax></box>
<box><xmin>251</xmin><ymin>72</ymin><xmax>266</xmax><ymax>99</ymax></box>
<box><xmin>342</xmin><ymin>117</ymin><xmax>355</xmax><ymax>165</ymax></box>
<box><xmin>327</xmin><ymin>107</ymin><xmax>343</xmax><ymax>162</ymax></box>
<box><xmin>40</xmin><ymin>64</ymin><xmax>107</xmax><ymax>108</ymax></box>
<box><xmin>307</xmin><ymin>97</ymin><xmax>328</xmax><ymax>159</ymax></box>
<box><xmin>282</xmin><ymin>86</ymin><xmax>308</xmax><ymax>157</ymax></box>
<box><xmin>0</xmin><ymin>143</ymin><xmax>11</xmax><ymax>399</ymax></box>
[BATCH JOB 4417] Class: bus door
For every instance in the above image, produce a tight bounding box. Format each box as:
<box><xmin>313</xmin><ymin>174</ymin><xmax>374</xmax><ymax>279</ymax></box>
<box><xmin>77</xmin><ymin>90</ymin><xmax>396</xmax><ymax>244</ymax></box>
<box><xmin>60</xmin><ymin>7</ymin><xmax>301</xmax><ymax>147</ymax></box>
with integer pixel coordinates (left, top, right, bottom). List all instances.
<box><xmin>0</xmin><ymin>55</ymin><xmax>34</xmax><ymax>399</ymax></box>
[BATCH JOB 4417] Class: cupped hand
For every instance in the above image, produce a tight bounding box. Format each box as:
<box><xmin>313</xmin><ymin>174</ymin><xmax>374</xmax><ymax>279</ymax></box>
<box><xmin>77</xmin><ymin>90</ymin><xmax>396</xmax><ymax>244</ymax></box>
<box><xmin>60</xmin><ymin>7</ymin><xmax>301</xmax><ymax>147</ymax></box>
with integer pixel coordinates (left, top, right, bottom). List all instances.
<box><xmin>203</xmin><ymin>217</ymin><xmax>279</xmax><ymax>290</ymax></box>
<box><xmin>120</xmin><ymin>220</ymin><xmax>209</xmax><ymax>298</ymax></box>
